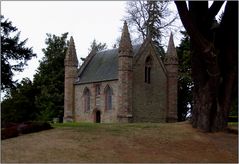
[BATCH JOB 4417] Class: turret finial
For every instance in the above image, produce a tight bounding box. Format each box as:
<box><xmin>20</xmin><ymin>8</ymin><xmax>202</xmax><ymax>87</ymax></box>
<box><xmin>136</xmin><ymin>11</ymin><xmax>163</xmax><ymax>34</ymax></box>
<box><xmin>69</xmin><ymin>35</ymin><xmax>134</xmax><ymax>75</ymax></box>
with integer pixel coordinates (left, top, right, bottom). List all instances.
<box><xmin>119</xmin><ymin>21</ymin><xmax>132</xmax><ymax>54</ymax></box>
<box><xmin>167</xmin><ymin>32</ymin><xmax>177</xmax><ymax>56</ymax></box>
<box><xmin>65</xmin><ymin>36</ymin><xmax>78</xmax><ymax>67</ymax></box>
<box><xmin>164</xmin><ymin>32</ymin><xmax>178</xmax><ymax>65</ymax></box>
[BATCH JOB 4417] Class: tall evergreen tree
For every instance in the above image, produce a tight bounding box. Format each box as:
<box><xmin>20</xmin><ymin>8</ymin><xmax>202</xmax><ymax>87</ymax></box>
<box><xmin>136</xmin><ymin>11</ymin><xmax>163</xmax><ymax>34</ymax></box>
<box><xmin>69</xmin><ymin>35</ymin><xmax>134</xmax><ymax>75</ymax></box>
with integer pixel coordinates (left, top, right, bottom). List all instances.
<box><xmin>1</xmin><ymin>15</ymin><xmax>36</xmax><ymax>91</ymax></box>
<box><xmin>177</xmin><ymin>31</ymin><xmax>192</xmax><ymax>121</ymax></box>
<box><xmin>34</xmin><ymin>33</ymin><xmax>68</xmax><ymax>122</ymax></box>
<box><xmin>1</xmin><ymin>78</ymin><xmax>38</xmax><ymax>125</ymax></box>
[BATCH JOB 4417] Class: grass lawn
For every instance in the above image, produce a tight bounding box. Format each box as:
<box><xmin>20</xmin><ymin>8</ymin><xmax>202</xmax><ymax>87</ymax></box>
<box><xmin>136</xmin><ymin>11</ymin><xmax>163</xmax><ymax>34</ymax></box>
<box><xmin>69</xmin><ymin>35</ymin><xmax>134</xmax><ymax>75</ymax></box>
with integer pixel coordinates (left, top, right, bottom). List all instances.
<box><xmin>228</xmin><ymin>122</ymin><xmax>238</xmax><ymax>126</ymax></box>
<box><xmin>1</xmin><ymin>121</ymin><xmax>238</xmax><ymax>163</ymax></box>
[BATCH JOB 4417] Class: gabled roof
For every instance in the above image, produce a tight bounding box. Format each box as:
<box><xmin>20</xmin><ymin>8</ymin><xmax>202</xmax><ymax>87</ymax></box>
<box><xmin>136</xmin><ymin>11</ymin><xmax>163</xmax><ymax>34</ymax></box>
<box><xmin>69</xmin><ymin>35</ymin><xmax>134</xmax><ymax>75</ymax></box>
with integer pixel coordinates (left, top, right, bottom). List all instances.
<box><xmin>134</xmin><ymin>37</ymin><xmax>167</xmax><ymax>75</ymax></box>
<box><xmin>76</xmin><ymin>45</ymin><xmax>141</xmax><ymax>84</ymax></box>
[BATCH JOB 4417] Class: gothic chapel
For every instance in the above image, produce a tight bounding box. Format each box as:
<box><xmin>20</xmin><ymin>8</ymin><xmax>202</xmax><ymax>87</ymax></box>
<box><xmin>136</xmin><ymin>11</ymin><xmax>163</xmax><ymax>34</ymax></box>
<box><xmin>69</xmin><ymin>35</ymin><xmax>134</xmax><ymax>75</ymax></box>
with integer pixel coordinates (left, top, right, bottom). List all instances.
<box><xmin>64</xmin><ymin>21</ymin><xmax>178</xmax><ymax>123</ymax></box>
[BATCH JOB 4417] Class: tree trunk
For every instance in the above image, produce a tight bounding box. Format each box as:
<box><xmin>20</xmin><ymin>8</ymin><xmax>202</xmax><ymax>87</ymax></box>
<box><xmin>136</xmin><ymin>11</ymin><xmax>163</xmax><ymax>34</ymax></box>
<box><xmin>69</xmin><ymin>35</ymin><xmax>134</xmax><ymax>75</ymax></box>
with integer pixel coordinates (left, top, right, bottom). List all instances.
<box><xmin>191</xmin><ymin>49</ymin><xmax>222</xmax><ymax>132</ymax></box>
<box><xmin>175</xmin><ymin>1</ymin><xmax>238</xmax><ymax>132</ymax></box>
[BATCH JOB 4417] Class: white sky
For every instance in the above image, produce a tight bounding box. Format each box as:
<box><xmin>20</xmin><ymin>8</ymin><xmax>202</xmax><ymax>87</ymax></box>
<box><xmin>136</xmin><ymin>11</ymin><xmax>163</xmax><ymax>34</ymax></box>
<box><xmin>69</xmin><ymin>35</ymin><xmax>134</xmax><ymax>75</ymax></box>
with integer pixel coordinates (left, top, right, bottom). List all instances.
<box><xmin>2</xmin><ymin>1</ymin><xmax>182</xmax><ymax>83</ymax></box>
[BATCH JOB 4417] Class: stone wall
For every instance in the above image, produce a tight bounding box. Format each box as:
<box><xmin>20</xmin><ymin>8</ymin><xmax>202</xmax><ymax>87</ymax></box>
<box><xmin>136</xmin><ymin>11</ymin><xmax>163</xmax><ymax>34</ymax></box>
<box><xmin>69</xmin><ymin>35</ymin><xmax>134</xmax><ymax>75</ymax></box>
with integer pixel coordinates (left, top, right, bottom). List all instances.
<box><xmin>132</xmin><ymin>45</ymin><xmax>168</xmax><ymax>122</ymax></box>
<box><xmin>165</xmin><ymin>65</ymin><xmax>178</xmax><ymax>122</ymax></box>
<box><xmin>64</xmin><ymin>65</ymin><xmax>78</xmax><ymax>122</ymax></box>
<box><xmin>74</xmin><ymin>80</ymin><xmax>119</xmax><ymax>123</ymax></box>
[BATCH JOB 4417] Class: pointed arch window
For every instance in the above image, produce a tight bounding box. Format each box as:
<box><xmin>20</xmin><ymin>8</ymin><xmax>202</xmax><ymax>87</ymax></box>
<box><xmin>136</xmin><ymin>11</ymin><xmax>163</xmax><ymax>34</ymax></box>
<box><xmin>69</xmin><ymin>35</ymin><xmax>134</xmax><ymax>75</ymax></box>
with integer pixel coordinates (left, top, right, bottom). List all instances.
<box><xmin>105</xmin><ymin>85</ymin><xmax>113</xmax><ymax>110</ymax></box>
<box><xmin>145</xmin><ymin>56</ymin><xmax>152</xmax><ymax>84</ymax></box>
<box><xmin>95</xmin><ymin>84</ymin><xmax>100</xmax><ymax>96</ymax></box>
<box><xmin>83</xmin><ymin>87</ymin><xmax>91</xmax><ymax>112</ymax></box>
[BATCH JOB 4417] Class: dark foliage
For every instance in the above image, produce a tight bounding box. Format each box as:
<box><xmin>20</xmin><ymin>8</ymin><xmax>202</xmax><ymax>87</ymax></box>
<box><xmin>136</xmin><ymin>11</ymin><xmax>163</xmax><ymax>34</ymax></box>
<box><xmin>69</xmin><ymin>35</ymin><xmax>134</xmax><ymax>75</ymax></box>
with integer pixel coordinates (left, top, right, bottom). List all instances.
<box><xmin>177</xmin><ymin>31</ymin><xmax>193</xmax><ymax>121</ymax></box>
<box><xmin>1</xmin><ymin>78</ymin><xmax>38</xmax><ymax>125</ymax></box>
<box><xmin>1</xmin><ymin>121</ymin><xmax>53</xmax><ymax>140</ymax></box>
<box><xmin>1</xmin><ymin>33</ymin><xmax>69</xmax><ymax>126</ymax></box>
<box><xmin>33</xmin><ymin>33</ymin><xmax>68</xmax><ymax>122</ymax></box>
<box><xmin>1</xmin><ymin>126</ymin><xmax>19</xmax><ymax>140</ymax></box>
<box><xmin>17</xmin><ymin>121</ymin><xmax>53</xmax><ymax>134</ymax></box>
<box><xmin>1</xmin><ymin>15</ymin><xmax>36</xmax><ymax>90</ymax></box>
<box><xmin>227</xmin><ymin>116</ymin><xmax>238</xmax><ymax>123</ymax></box>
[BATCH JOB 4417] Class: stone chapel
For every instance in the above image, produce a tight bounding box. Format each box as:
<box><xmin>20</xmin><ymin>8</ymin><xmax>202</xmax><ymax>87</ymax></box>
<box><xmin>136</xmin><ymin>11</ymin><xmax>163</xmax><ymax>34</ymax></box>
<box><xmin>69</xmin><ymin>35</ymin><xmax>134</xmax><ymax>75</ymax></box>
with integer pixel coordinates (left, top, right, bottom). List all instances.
<box><xmin>64</xmin><ymin>21</ymin><xmax>178</xmax><ymax>123</ymax></box>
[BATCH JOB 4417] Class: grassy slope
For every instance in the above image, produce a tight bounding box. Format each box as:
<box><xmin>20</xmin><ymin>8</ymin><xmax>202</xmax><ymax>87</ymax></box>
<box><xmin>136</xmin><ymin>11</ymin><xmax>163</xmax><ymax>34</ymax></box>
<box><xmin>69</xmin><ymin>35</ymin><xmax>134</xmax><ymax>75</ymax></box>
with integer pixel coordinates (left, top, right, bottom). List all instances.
<box><xmin>2</xmin><ymin>122</ymin><xmax>238</xmax><ymax>163</ymax></box>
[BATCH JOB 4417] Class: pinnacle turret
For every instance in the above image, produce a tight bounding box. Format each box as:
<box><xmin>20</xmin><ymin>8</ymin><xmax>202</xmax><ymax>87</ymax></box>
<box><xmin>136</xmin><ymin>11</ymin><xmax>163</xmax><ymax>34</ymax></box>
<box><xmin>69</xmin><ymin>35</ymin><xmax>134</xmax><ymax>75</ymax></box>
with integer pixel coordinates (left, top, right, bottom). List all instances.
<box><xmin>65</xmin><ymin>36</ymin><xmax>78</xmax><ymax>67</ymax></box>
<box><xmin>64</xmin><ymin>36</ymin><xmax>78</xmax><ymax>122</ymax></box>
<box><xmin>167</xmin><ymin>33</ymin><xmax>177</xmax><ymax>57</ymax></box>
<box><xmin>164</xmin><ymin>33</ymin><xmax>178</xmax><ymax>122</ymax></box>
<box><xmin>119</xmin><ymin>21</ymin><xmax>133</xmax><ymax>54</ymax></box>
<box><xmin>164</xmin><ymin>33</ymin><xmax>178</xmax><ymax>65</ymax></box>
<box><xmin>117</xmin><ymin>21</ymin><xmax>133</xmax><ymax>122</ymax></box>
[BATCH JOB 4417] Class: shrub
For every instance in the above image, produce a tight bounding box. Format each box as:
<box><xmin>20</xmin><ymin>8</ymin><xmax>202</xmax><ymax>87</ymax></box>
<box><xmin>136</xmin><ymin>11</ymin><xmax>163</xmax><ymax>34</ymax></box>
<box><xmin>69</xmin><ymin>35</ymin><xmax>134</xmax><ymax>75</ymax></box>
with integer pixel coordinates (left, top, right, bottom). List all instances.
<box><xmin>18</xmin><ymin>122</ymin><xmax>34</xmax><ymax>134</ymax></box>
<box><xmin>1</xmin><ymin>126</ymin><xmax>19</xmax><ymax>140</ymax></box>
<box><xmin>1</xmin><ymin>121</ymin><xmax>53</xmax><ymax>140</ymax></box>
<box><xmin>18</xmin><ymin>121</ymin><xmax>53</xmax><ymax>134</ymax></box>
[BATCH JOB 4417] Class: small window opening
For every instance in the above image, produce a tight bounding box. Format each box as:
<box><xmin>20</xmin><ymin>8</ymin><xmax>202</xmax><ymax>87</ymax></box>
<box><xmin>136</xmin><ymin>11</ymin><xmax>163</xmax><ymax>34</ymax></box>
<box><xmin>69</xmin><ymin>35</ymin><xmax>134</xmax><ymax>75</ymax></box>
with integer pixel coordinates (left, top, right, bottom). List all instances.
<box><xmin>105</xmin><ymin>86</ymin><xmax>113</xmax><ymax>110</ymax></box>
<box><xmin>84</xmin><ymin>88</ymin><xmax>91</xmax><ymax>112</ymax></box>
<box><xmin>145</xmin><ymin>56</ymin><xmax>152</xmax><ymax>84</ymax></box>
<box><xmin>96</xmin><ymin>84</ymin><xmax>100</xmax><ymax>96</ymax></box>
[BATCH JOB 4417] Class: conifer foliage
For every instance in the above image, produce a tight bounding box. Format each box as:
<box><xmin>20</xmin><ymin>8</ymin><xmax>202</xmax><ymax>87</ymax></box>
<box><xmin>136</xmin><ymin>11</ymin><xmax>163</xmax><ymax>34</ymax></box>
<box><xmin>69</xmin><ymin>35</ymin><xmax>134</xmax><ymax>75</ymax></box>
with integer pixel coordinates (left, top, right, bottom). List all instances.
<box><xmin>1</xmin><ymin>15</ymin><xmax>36</xmax><ymax>90</ymax></box>
<box><xmin>177</xmin><ymin>31</ymin><xmax>192</xmax><ymax>121</ymax></box>
<box><xmin>1</xmin><ymin>78</ymin><xmax>38</xmax><ymax>125</ymax></box>
<box><xmin>34</xmin><ymin>33</ymin><xmax>68</xmax><ymax>121</ymax></box>
<box><xmin>1</xmin><ymin>32</ymin><xmax>69</xmax><ymax>124</ymax></box>
<box><xmin>88</xmin><ymin>39</ymin><xmax>107</xmax><ymax>53</ymax></box>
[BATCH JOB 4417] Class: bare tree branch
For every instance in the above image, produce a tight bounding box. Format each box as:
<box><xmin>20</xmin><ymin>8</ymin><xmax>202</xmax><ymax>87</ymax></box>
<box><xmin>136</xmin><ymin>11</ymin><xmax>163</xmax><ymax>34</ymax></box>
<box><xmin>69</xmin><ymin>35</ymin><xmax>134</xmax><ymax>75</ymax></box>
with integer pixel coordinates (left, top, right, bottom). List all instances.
<box><xmin>124</xmin><ymin>0</ymin><xmax>179</xmax><ymax>49</ymax></box>
<box><xmin>175</xmin><ymin>1</ymin><xmax>211</xmax><ymax>52</ymax></box>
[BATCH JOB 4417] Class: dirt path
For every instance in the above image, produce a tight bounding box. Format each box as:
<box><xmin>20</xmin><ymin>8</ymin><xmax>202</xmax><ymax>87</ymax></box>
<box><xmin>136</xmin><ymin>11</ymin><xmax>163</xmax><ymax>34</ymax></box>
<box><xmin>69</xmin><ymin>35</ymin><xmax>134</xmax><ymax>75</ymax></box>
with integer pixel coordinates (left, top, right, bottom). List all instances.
<box><xmin>1</xmin><ymin>122</ymin><xmax>238</xmax><ymax>163</ymax></box>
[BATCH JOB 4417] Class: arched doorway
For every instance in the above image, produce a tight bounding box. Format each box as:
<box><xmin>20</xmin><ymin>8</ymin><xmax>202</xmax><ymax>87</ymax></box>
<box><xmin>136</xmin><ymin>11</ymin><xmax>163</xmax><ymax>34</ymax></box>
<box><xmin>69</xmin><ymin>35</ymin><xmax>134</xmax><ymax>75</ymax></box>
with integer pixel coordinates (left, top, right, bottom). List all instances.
<box><xmin>95</xmin><ymin>110</ymin><xmax>101</xmax><ymax>123</ymax></box>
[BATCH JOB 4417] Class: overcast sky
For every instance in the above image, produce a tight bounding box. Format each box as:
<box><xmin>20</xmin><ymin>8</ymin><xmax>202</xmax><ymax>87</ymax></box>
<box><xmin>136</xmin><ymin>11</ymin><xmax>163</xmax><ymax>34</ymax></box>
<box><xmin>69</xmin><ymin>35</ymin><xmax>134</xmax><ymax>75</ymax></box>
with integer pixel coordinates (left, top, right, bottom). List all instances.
<box><xmin>2</xmin><ymin>1</ymin><xmax>182</xmax><ymax>82</ymax></box>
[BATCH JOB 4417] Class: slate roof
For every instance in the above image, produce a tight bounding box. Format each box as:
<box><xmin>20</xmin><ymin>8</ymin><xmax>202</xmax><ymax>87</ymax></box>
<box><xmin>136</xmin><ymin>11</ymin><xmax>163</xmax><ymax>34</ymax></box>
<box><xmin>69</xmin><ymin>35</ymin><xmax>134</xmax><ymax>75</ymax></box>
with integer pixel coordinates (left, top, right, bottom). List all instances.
<box><xmin>76</xmin><ymin>44</ymin><xmax>141</xmax><ymax>84</ymax></box>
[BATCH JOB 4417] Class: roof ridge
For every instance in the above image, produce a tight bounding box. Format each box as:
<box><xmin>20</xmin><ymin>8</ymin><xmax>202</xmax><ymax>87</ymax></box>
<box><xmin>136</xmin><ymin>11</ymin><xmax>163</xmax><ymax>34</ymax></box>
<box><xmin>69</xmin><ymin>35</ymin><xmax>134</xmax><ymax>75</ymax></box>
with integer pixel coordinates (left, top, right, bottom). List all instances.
<box><xmin>77</xmin><ymin>50</ymin><xmax>97</xmax><ymax>77</ymax></box>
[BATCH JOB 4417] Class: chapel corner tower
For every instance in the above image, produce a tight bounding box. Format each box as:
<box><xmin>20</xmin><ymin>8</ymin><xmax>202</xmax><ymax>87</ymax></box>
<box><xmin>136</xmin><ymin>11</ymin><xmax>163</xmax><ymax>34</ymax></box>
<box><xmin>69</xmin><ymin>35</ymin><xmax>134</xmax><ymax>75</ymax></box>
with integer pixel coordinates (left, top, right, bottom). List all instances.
<box><xmin>117</xmin><ymin>21</ymin><xmax>133</xmax><ymax>123</ymax></box>
<box><xmin>64</xmin><ymin>36</ymin><xmax>78</xmax><ymax>122</ymax></box>
<box><xmin>164</xmin><ymin>33</ymin><xmax>178</xmax><ymax>122</ymax></box>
